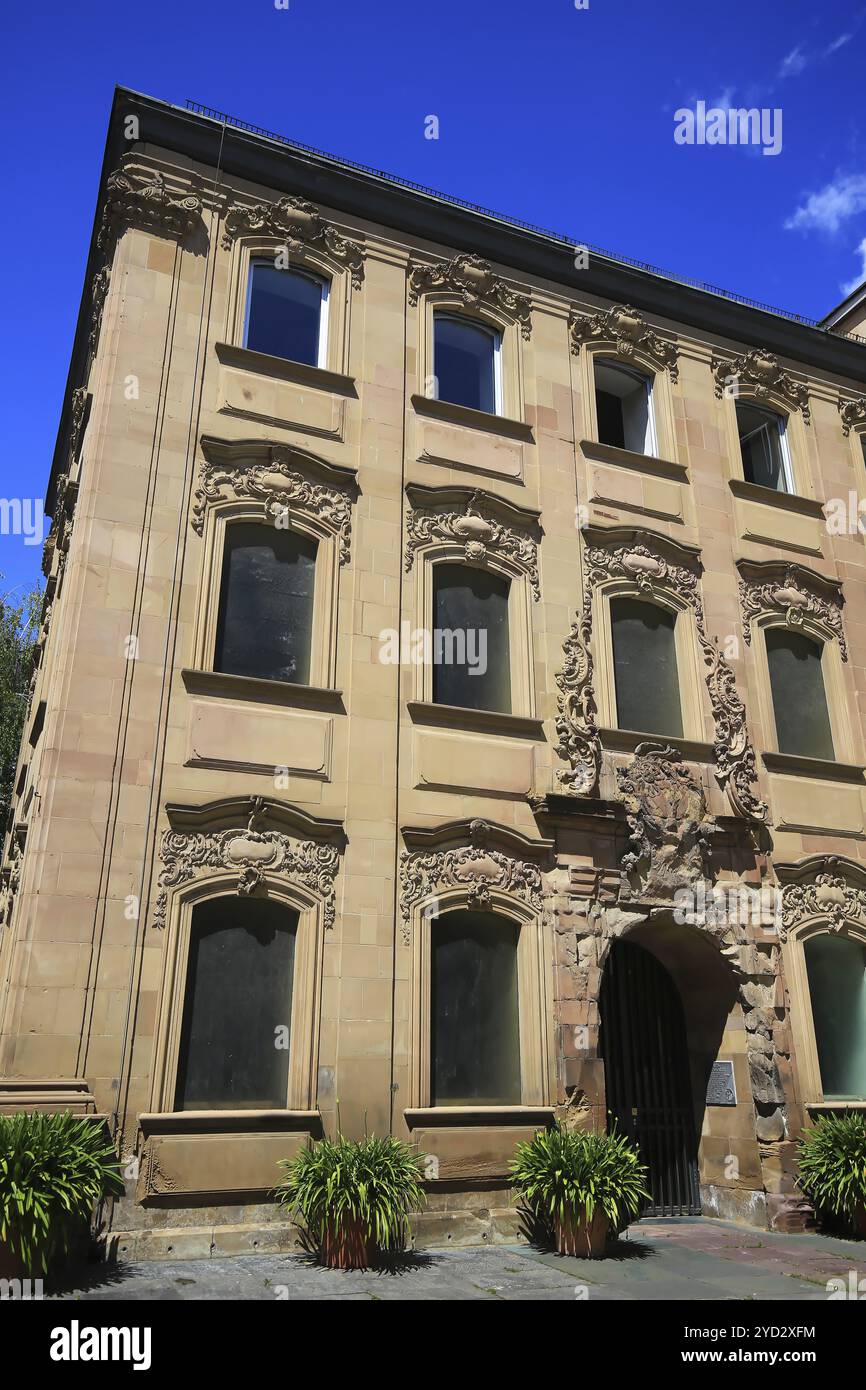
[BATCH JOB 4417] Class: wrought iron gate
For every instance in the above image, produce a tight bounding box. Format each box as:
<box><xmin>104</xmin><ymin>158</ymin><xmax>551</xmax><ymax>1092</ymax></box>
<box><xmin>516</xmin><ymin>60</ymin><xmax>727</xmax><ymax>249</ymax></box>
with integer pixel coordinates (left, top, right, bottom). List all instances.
<box><xmin>599</xmin><ymin>938</ymin><xmax>701</xmax><ymax>1216</ymax></box>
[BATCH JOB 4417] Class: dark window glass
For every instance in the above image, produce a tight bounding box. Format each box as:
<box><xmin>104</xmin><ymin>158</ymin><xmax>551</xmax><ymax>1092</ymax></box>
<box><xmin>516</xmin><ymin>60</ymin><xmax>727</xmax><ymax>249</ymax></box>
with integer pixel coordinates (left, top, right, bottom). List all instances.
<box><xmin>736</xmin><ymin>402</ymin><xmax>788</xmax><ymax>491</ymax></box>
<box><xmin>433</xmin><ymin>316</ymin><xmax>497</xmax><ymax>413</ymax></box>
<box><xmin>245</xmin><ymin>263</ymin><xmax>324</xmax><ymax>365</ymax></box>
<box><xmin>432</xmin><ymin>563</ymin><xmax>510</xmax><ymax>713</ymax></box>
<box><xmin>431</xmin><ymin>910</ymin><xmax>520</xmax><ymax>1105</ymax></box>
<box><xmin>805</xmin><ymin>933</ymin><xmax>866</xmax><ymax>1099</ymax></box>
<box><xmin>175</xmin><ymin>897</ymin><xmax>297</xmax><ymax>1110</ymax></box>
<box><xmin>594</xmin><ymin>359</ymin><xmax>653</xmax><ymax>454</ymax></box>
<box><xmin>765</xmin><ymin>628</ymin><xmax>834</xmax><ymax>760</ymax></box>
<box><xmin>611</xmin><ymin>596</ymin><xmax>683</xmax><ymax>737</ymax></box>
<box><xmin>215</xmin><ymin>523</ymin><xmax>317</xmax><ymax>685</ymax></box>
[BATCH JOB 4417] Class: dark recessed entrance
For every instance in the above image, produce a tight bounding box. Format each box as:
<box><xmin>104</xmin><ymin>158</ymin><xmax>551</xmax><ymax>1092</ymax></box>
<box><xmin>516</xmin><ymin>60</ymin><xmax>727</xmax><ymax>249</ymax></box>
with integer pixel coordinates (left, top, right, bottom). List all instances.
<box><xmin>599</xmin><ymin>938</ymin><xmax>701</xmax><ymax>1215</ymax></box>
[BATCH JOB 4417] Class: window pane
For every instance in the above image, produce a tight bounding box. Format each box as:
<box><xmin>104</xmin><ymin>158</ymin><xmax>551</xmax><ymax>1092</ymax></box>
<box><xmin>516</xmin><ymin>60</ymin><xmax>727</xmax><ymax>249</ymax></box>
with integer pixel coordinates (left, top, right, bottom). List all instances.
<box><xmin>595</xmin><ymin>359</ymin><xmax>653</xmax><ymax>455</ymax></box>
<box><xmin>736</xmin><ymin>402</ymin><xmax>788</xmax><ymax>491</ymax></box>
<box><xmin>765</xmin><ymin>628</ymin><xmax>834</xmax><ymax>760</ymax></box>
<box><xmin>611</xmin><ymin>596</ymin><xmax>683</xmax><ymax>737</ymax></box>
<box><xmin>176</xmin><ymin>897</ymin><xmax>297</xmax><ymax>1110</ymax></box>
<box><xmin>215</xmin><ymin>523</ymin><xmax>317</xmax><ymax>685</ymax></box>
<box><xmin>431</xmin><ymin>910</ymin><xmax>521</xmax><ymax>1105</ymax></box>
<box><xmin>432</xmin><ymin>563</ymin><xmax>510</xmax><ymax>713</ymax></box>
<box><xmin>245</xmin><ymin>264</ymin><xmax>323</xmax><ymax>365</ymax></box>
<box><xmin>434</xmin><ymin>316</ymin><xmax>496</xmax><ymax>413</ymax></box>
<box><xmin>805</xmin><ymin>933</ymin><xmax>866</xmax><ymax>1099</ymax></box>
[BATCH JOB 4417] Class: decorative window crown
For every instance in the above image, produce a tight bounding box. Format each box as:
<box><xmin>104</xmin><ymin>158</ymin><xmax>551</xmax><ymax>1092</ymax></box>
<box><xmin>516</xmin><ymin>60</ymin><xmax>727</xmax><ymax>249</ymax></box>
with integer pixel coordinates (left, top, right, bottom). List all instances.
<box><xmin>407</xmin><ymin>253</ymin><xmax>532</xmax><ymax>338</ymax></box>
<box><xmin>737</xmin><ymin>560</ymin><xmax>847</xmax><ymax>661</ymax></box>
<box><xmin>221</xmin><ymin>194</ymin><xmax>364</xmax><ymax>287</ymax></box>
<box><xmin>404</xmin><ymin>485</ymin><xmax>540</xmax><ymax>599</ymax></box>
<box><xmin>711</xmin><ymin>349</ymin><xmax>810</xmax><ymax>421</ymax></box>
<box><xmin>568</xmin><ymin>303</ymin><xmax>679</xmax><ymax>380</ymax></box>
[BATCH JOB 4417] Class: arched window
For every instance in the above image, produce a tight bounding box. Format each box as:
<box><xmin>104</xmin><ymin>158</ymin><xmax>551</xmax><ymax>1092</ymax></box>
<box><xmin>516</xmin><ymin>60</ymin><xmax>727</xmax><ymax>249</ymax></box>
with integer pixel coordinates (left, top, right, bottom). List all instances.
<box><xmin>432</xmin><ymin>562</ymin><xmax>511</xmax><ymax>713</ymax></box>
<box><xmin>804</xmin><ymin>932</ymin><xmax>866</xmax><ymax>1099</ymax></box>
<box><xmin>433</xmin><ymin>314</ymin><xmax>501</xmax><ymax>414</ymax></box>
<box><xmin>175</xmin><ymin>896</ymin><xmax>298</xmax><ymax>1110</ymax></box>
<box><xmin>610</xmin><ymin>595</ymin><xmax>683</xmax><ymax>737</ymax></box>
<box><xmin>735</xmin><ymin>401</ymin><xmax>792</xmax><ymax>492</ymax></box>
<box><xmin>765</xmin><ymin>628</ymin><xmax>834</xmax><ymax>760</ymax></box>
<box><xmin>244</xmin><ymin>262</ymin><xmax>329</xmax><ymax>367</ymax></box>
<box><xmin>215</xmin><ymin>521</ymin><xmax>317</xmax><ymax>685</ymax></box>
<box><xmin>431</xmin><ymin>909</ymin><xmax>521</xmax><ymax>1105</ymax></box>
<box><xmin>594</xmin><ymin>358</ymin><xmax>656</xmax><ymax>456</ymax></box>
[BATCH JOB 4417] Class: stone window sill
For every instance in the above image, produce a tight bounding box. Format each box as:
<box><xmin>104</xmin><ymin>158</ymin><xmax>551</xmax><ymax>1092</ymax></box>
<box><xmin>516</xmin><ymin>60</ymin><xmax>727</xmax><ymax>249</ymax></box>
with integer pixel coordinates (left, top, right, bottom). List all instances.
<box><xmin>805</xmin><ymin>1100</ymin><xmax>866</xmax><ymax>1112</ymax></box>
<box><xmin>411</xmin><ymin>392</ymin><xmax>533</xmax><ymax>441</ymax></box>
<box><xmin>403</xmin><ymin>1106</ymin><xmax>554</xmax><ymax>1129</ymax></box>
<box><xmin>407</xmin><ymin>700</ymin><xmax>544</xmax><ymax>739</ymax></box>
<box><xmin>762</xmin><ymin>750</ymin><xmax>865</xmax><ymax>783</ymax></box>
<box><xmin>600</xmin><ymin>726</ymin><xmax>714</xmax><ymax>762</ymax></box>
<box><xmin>728</xmin><ymin>477</ymin><xmax>825</xmax><ymax>518</ymax></box>
<box><xmin>182</xmin><ymin>668</ymin><xmax>345</xmax><ymax>713</ymax></box>
<box><xmin>579</xmin><ymin>438</ymin><xmax>688</xmax><ymax>482</ymax></box>
<box><xmin>139</xmin><ymin>1110</ymin><xmax>323</xmax><ymax>1136</ymax></box>
<box><xmin>215</xmin><ymin>341</ymin><xmax>357</xmax><ymax>397</ymax></box>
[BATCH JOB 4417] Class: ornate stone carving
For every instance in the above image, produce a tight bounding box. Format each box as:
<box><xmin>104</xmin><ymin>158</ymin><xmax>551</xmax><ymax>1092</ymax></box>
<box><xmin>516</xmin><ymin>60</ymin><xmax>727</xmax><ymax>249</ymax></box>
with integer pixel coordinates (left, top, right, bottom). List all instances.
<box><xmin>568</xmin><ymin>303</ymin><xmax>679</xmax><ymax>380</ymax></box>
<box><xmin>407</xmin><ymin>253</ymin><xmax>532</xmax><ymax>338</ymax></box>
<box><xmin>399</xmin><ymin>819</ymin><xmax>545</xmax><ymax>944</ymax></box>
<box><xmin>153</xmin><ymin>798</ymin><xmax>341</xmax><ymax>930</ymax></box>
<box><xmin>838</xmin><ymin>394</ymin><xmax>866</xmax><ymax>437</ymax></box>
<box><xmin>778</xmin><ymin>856</ymin><xmax>866</xmax><ymax>941</ymax></box>
<box><xmin>738</xmin><ymin>562</ymin><xmax>847</xmax><ymax>661</ymax></box>
<box><xmin>192</xmin><ymin>448</ymin><xmax>354</xmax><ymax>563</ymax></box>
<box><xmin>98</xmin><ymin>167</ymin><xmax>203</xmax><ymax>251</ymax></box>
<box><xmin>89</xmin><ymin>266</ymin><xmax>110</xmax><ymax>361</ymax></box>
<box><xmin>584</xmin><ymin>531</ymin><xmax>767</xmax><ymax>821</ymax></box>
<box><xmin>69</xmin><ymin>388</ymin><xmax>90</xmax><ymax>464</ymax></box>
<box><xmin>404</xmin><ymin>488</ymin><xmax>540</xmax><ymax>599</ymax></box>
<box><xmin>616</xmin><ymin>743</ymin><xmax>716</xmax><ymax>900</ymax></box>
<box><xmin>221</xmin><ymin>195</ymin><xmax>364</xmax><ymax>287</ymax></box>
<box><xmin>554</xmin><ymin>595</ymin><xmax>600</xmax><ymax>796</ymax></box>
<box><xmin>711</xmin><ymin>349</ymin><xmax>810</xmax><ymax>422</ymax></box>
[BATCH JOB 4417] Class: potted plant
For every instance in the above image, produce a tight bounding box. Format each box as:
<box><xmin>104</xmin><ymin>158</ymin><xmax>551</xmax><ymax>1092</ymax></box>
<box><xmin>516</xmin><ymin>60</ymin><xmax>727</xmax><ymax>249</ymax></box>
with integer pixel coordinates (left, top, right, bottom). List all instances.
<box><xmin>275</xmin><ymin>1131</ymin><xmax>426</xmax><ymax>1269</ymax></box>
<box><xmin>510</xmin><ymin>1123</ymin><xmax>651</xmax><ymax>1258</ymax></box>
<box><xmin>796</xmin><ymin>1112</ymin><xmax>866</xmax><ymax>1238</ymax></box>
<box><xmin>0</xmin><ymin>1111</ymin><xmax>125</xmax><ymax>1279</ymax></box>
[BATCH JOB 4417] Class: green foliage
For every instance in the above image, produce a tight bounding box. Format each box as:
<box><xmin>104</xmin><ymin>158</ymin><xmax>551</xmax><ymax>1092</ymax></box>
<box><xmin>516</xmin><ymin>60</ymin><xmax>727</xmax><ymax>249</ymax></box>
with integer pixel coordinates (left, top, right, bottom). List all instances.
<box><xmin>0</xmin><ymin>1111</ymin><xmax>125</xmax><ymax>1274</ymax></box>
<box><xmin>0</xmin><ymin>582</ymin><xmax>42</xmax><ymax>831</ymax></box>
<box><xmin>510</xmin><ymin>1123</ymin><xmax>651</xmax><ymax>1229</ymax></box>
<box><xmin>275</xmin><ymin>1131</ymin><xmax>426</xmax><ymax>1250</ymax></box>
<box><xmin>796</xmin><ymin>1113</ymin><xmax>866</xmax><ymax>1223</ymax></box>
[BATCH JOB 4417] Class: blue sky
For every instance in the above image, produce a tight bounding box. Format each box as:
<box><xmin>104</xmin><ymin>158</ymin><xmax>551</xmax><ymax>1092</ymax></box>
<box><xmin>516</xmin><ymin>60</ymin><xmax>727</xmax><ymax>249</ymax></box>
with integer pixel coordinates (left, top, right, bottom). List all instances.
<box><xmin>1</xmin><ymin>0</ymin><xmax>865</xmax><ymax>598</ymax></box>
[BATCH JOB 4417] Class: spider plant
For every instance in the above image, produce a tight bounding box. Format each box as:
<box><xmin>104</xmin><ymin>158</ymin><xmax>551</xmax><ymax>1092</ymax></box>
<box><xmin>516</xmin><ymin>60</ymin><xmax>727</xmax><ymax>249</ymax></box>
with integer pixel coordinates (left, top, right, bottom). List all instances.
<box><xmin>0</xmin><ymin>1111</ymin><xmax>125</xmax><ymax>1276</ymax></box>
<box><xmin>275</xmin><ymin>1131</ymin><xmax>426</xmax><ymax>1265</ymax></box>
<box><xmin>796</xmin><ymin>1112</ymin><xmax>866</xmax><ymax>1234</ymax></box>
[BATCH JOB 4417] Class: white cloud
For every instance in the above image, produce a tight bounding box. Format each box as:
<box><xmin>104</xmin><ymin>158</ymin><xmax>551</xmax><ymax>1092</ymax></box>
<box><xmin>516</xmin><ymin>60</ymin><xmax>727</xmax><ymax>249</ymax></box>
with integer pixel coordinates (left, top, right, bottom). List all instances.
<box><xmin>825</xmin><ymin>33</ymin><xmax>852</xmax><ymax>56</ymax></box>
<box><xmin>842</xmin><ymin>237</ymin><xmax>866</xmax><ymax>295</ymax></box>
<box><xmin>779</xmin><ymin>44</ymin><xmax>808</xmax><ymax>78</ymax></box>
<box><xmin>785</xmin><ymin>174</ymin><xmax>866</xmax><ymax>234</ymax></box>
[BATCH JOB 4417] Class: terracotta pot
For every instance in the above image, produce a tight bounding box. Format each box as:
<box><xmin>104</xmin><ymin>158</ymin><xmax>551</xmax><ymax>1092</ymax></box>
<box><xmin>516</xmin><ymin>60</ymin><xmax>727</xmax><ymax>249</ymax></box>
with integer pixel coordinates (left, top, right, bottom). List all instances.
<box><xmin>319</xmin><ymin>1216</ymin><xmax>377</xmax><ymax>1270</ymax></box>
<box><xmin>554</xmin><ymin>1207</ymin><xmax>609</xmax><ymax>1258</ymax></box>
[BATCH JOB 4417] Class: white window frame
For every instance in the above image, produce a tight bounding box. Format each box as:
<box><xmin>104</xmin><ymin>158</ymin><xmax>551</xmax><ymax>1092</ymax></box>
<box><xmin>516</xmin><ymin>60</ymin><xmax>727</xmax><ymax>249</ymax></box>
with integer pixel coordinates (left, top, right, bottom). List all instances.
<box><xmin>594</xmin><ymin>358</ymin><xmax>657</xmax><ymax>458</ymax></box>
<box><xmin>433</xmin><ymin>312</ymin><xmax>502</xmax><ymax>416</ymax></box>
<box><xmin>244</xmin><ymin>260</ymin><xmax>329</xmax><ymax>369</ymax></box>
<box><xmin>736</xmin><ymin>404</ymin><xmax>794</xmax><ymax>494</ymax></box>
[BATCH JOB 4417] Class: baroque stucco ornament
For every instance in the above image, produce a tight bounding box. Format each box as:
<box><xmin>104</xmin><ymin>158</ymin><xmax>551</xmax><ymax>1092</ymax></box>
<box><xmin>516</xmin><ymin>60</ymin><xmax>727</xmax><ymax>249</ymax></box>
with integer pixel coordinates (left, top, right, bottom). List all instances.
<box><xmin>152</xmin><ymin>798</ymin><xmax>341</xmax><ymax>931</ymax></box>
<box><xmin>778</xmin><ymin>856</ymin><xmax>866</xmax><ymax>941</ymax></box>
<box><xmin>568</xmin><ymin>303</ymin><xmax>679</xmax><ymax>380</ymax></box>
<box><xmin>404</xmin><ymin>490</ymin><xmax>540</xmax><ymax>600</ymax></box>
<box><xmin>553</xmin><ymin>597</ymin><xmax>600</xmax><ymax>796</ymax></box>
<box><xmin>399</xmin><ymin>819</ymin><xmax>544</xmax><ymax>945</ymax></box>
<box><xmin>221</xmin><ymin>195</ymin><xmax>365</xmax><ymax>287</ymax></box>
<box><xmin>838</xmin><ymin>394</ymin><xmax>866</xmax><ymax>437</ymax></box>
<box><xmin>584</xmin><ymin>535</ymin><xmax>767</xmax><ymax>822</ymax></box>
<box><xmin>99</xmin><ymin>167</ymin><xmax>204</xmax><ymax>251</ymax></box>
<box><xmin>192</xmin><ymin>454</ymin><xmax>354</xmax><ymax>563</ymax></box>
<box><xmin>711</xmin><ymin>349</ymin><xmax>811</xmax><ymax>422</ymax></box>
<box><xmin>407</xmin><ymin>253</ymin><xmax>532</xmax><ymax>338</ymax></box>
<box><xmin>616</xmin><ymin>743</ymin><xmax>716</xmax><ymax>900</ymax></box>
<box><xmin>738</xmin><ymin>563</ymin><xmax>847</xmax><ymax>661</ymax></box>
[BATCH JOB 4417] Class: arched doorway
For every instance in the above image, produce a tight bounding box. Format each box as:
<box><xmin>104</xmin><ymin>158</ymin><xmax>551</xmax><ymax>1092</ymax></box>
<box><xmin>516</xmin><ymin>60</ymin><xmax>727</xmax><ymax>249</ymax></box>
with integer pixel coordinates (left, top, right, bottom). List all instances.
<box><xmin>600</xmin><ymin>938</ymin><xmax>700</xmax><ymax>1215</ymax></box>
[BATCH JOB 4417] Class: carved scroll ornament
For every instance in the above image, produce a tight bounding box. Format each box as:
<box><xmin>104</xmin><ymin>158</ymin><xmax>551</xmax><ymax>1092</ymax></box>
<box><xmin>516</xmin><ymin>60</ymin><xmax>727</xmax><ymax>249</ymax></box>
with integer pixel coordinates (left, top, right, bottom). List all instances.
<box><xmin>407</xmin><ymin>253</ymin><xmax>532</xmax><ymax>338</ymax></box>
<box><xmin>568</xmin><ymin>303</ymin><xmax>679</xmax><ymax>380</ymax></box>
<box><xmin>404</xmin><ymin>489</ymin><xmax>540</xmax><ymax>599</ymax></box>
<box><xmin>221</xmin><ymin>195</ymin><xmax>364</xmax><ymax>287</ymax></box>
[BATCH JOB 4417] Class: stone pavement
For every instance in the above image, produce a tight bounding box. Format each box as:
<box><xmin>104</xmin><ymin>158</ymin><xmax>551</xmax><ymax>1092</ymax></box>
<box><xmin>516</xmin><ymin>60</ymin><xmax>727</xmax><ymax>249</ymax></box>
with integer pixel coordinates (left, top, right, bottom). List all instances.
<box><xmin>47</xmin><ymin>1218</ymin><xmax>866</xmax><ymax>1301</ymax></box>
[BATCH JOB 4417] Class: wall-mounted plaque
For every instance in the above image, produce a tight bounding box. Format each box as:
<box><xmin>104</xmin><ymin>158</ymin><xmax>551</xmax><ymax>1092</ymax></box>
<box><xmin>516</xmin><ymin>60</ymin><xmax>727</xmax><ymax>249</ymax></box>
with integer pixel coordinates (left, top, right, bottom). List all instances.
<box><xmin>706</xmin><ymin>1060</ymin><xmax>736</xmax><ymax>1106</ymax></box>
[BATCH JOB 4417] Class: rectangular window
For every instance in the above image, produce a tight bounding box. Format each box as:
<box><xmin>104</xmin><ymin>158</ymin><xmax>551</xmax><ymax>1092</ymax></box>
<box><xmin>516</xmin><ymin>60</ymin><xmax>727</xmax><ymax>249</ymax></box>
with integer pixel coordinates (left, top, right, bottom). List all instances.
<box><xmin>215</xmin><ymin>523</ymin><xmax>317</xmax><ymax>685</ymax></box>
<box><xmin>175</xmin><ymin>898</ymin><xmax>297</xmax><ymax>1110</ymax></box>
<box><xmin>736</xmin><ymin>402</ymin><xmax>791</xmax><ymax>492</ymax></box>
<box><xmin>432</xmin><ymin>563</ymin><xmax>511</xmax><ymax>713</ymax></box>
<box><xmin>433</xmin><ymin>315</ymin><xmax>501</xmax><ymax>414</ymax></box>
<box><xmin>804</xmin><ymin>934</ymin><xmax>866</xmax><ymax>1099</ymax></box>
<box><xmin>765</xmin><ymin>628</ymin><xmax>834</xmax><ymax>760</ymax></box>
<box><xmin>594</xmin><ymin>359</ymin><xmax>656</xmax><ymax>456</ymax></box>
<box><xmin>610</xmin><ymin>596</ymin><xmax>683</xmax><ymax>738</ymax></box>
<box><xmin>431</xmin><ymin>910</ymin><xmax>521</xmax><ymax>1105</ymax></box>
<box><xmin>245</xmin><ymin>263</ymin><xmax>328</xmax><ymax>367</ymax></box>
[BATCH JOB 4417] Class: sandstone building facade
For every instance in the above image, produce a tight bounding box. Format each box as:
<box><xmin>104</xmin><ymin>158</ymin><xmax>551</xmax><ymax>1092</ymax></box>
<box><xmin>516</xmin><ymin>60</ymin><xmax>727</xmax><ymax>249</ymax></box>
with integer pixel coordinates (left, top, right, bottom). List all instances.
<box><xmin>2</xmin><ymin>89</ymin><xmax>866</xmax><ymax>1257</ymax></box>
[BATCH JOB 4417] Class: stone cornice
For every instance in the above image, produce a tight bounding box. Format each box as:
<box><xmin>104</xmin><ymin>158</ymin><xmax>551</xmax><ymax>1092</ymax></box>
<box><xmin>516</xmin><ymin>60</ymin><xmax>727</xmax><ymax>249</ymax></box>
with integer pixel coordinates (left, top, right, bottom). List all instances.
<box><xmin>711</xmin><ymin>348</ymin><xmax>811</xmax><ymax>422</ymax></box>
<box><xmin>568</xmin><ymin>302</ymin><xmax>679</xmax><ymax>380</ymax></box>
<box><xmin>737</xmin><ymin>559</ymin><xmax>847</xmax><ymax>660</ymax></box>
<box><xmin>407</xmin><ymin>252</ymin><xmax>532</xmax><ymax>338</ymax></box>
<box><xmin>221</xmin><ymin>194</ymin><xmax>365</xmax><ymax>287</ymax></box>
